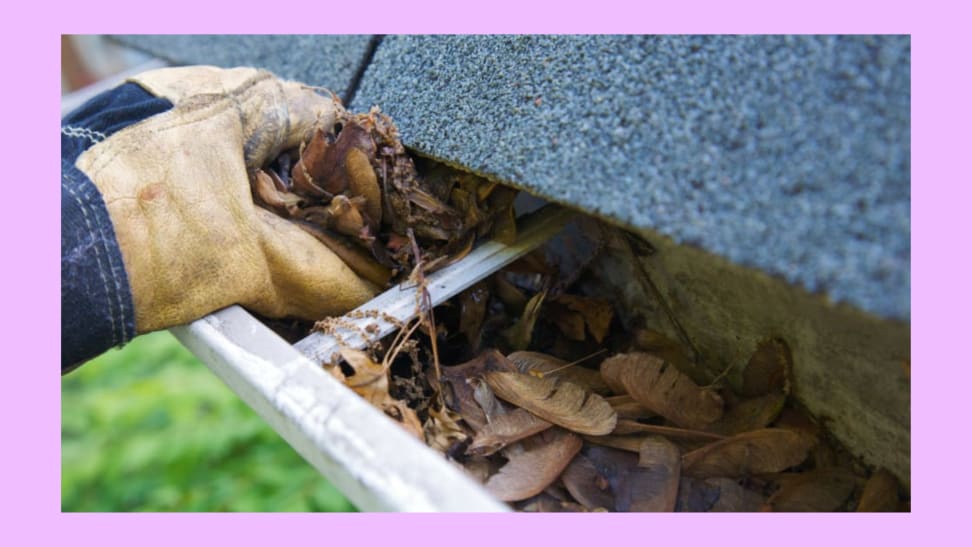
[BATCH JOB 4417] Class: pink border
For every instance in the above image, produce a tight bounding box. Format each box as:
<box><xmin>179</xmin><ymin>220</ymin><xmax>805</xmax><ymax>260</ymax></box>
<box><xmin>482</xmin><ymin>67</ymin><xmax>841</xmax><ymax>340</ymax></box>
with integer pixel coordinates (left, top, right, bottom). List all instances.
<box><xmin>14</xmin><ymin>0</ymin><xmax>954</xmax><ymax>543</ymax></box>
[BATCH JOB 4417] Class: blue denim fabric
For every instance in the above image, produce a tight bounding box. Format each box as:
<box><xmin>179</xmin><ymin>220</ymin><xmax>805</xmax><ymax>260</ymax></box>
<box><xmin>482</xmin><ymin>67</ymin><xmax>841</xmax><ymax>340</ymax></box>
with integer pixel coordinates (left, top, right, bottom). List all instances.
<box><xmin>61</xmin><ymin>83</ymin><xmax>172</xmax><ymax>373</ymax></box>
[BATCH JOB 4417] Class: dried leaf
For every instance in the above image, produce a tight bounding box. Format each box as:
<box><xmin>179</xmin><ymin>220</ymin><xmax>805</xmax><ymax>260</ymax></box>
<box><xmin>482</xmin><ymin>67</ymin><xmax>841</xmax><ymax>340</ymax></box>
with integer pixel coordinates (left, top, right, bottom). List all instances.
<box><xmin>763</xmin><ymin>468</ymin><xmax>857</xmax><ymax>512</ymax></box>
<box><xmin>634</xmin><ymin>437</ymin><xmax>682</xmax><ymax>511</ymax></box>
<box><xmin>554</xmin><ymin>294</ymin><xmax>614</xmax><ymax>343</ymax></box>
<box><xmin>551</xmin><ymin>307</ymin><xmax>587</xmax><ymax>341</ymax></box>
<box><xmin>707</xmin><ymin>478</ymin><xmax>767</xmax><ymax>512</ymax></box>
<box><xmin>682</xmin><ymin>428</ymin><xmax>816</xmax><ymax>478</ymax></box>
<box><xmin>472</xmin><ymin>379</ymin><xmax>506</xmax><ymax>423</ymax></box>
<box><xmin>423</xmin><ymin>404</ymin><xmax>469</xmax><ymax>453</ymax></box>
<box><xmin>582</xmin><ymin>434</ymin><xmax>646</xmax><ymax>453</ymax></box>
<box><xmin>383</xmin><ymin>399</ymin><xmax>424</xmax><ymax>441</ymax></box>
<box><xmin>613</xmin><ymin>419</ymin><xmax>726</xmax><ymax>443</ymax></box>
<box><xmin>338</xmin><ymin>347</ymin><xmax>388</xmax><ymax>406</ymax></box>
<box><xmin>632</xmin><ymin>328</ymin><xmax>695</xmax><ymax>374</ymax></box>
<box><xmin>290</xmin><ymin>127</ymin><xmax>331</xmax><ymax>197</ymax></box>
<box><xmin>458</xmin><ymin>282</ymin><xmax>489</xmax><ymax>348</ymax></box>
<box><xmin>503</xmin><ymin>290</ymin><xmax>546</xmax><ymax>351</ymax></box>
<box><xmin>467</xmin><ymin>408</ymin><xmax>553</xmax><ymax>456</ymax></box>
<box><xmin>561</xmin><ymin>454</ymin><xmax>614</xmax><ymax>510</ymax></box>
<box><xmin>441</xmin><ymin>350</ymin><xmax>517</xmax><ymax>432</ymax></box>
<box><xmin>484</xmin><ymin>371</ymin><xmax>617</xmax><ymax>436</ymax></box>
<box><xmin>507</xmin><ymin>351</ymin><xmax>611</xmax><ymax>395</ymax></box>
<box><xmin>742</xmin><ymin>338</ymin><xmax>791</xmax><ymax>397</ymax></box>
<box><xmin>605</xmin><ymin>395</ymin><xmax>654</xmax><ymax>420</ymax></box>
<box><xmin>706</xmin><ymin>393</ymin><xmax>787</xmax><ymax>436</ymax></box>
<box><xmin>856</xmin><ymin>469</ymin><xmax>901</xmax><ymax>512</ymax></box>
<box><xmin>345</xmin><ymin>147</ymin><xmax>382</xmax><ymax>224</ymax></box>
<box><xmin>583</xmin><ymin>444</ymin><xmax>674</xmax><ymax>512</ymax></box>
<box><xmin>484</xmin><ymin>429</ymin><xmax>582</xmax><ymax>502</ymax></box>
<box><xmin>601</xmin><ymin>353</ymin><xmax>724</xmax><ymax>429</ymax></box>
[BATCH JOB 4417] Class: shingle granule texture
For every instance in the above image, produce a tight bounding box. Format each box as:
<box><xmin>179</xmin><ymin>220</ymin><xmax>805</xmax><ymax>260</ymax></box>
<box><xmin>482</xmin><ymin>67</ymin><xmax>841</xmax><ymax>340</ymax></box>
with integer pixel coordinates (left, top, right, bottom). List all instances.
<box><xmin>352</xmin><ymin>35</ymin><xmax>910</xmax><ymax>320</ymax></box>
<box><xmin>112</xmin><ymin>35</ymin><xmax>373</xmax><ymax>101</ymax></box>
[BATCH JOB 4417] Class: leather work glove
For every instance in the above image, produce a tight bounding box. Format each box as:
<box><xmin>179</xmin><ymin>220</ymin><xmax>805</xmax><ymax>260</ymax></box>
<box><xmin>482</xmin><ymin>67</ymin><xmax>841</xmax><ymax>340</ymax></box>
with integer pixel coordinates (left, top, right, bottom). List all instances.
<box><xmin>72</xmin><ymin>66</ymin><xmax>377</xmax><ymax>336</ymax></box>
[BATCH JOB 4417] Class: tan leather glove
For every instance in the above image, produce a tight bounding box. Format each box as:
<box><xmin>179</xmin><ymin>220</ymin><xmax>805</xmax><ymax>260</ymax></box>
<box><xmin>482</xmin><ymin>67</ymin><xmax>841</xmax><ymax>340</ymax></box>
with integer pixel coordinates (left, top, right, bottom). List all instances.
<box><xmin>75</xmin><ymin>66</ymin><xmax>377</xmax><ymax>333</ymax></box>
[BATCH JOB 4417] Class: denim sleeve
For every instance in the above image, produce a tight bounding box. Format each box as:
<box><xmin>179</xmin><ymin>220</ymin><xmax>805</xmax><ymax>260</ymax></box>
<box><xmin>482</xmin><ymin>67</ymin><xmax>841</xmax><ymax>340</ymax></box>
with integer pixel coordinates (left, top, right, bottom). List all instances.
<box><xmin>61</xmin><ymin>83</ymin><xmax>172</xmax><ymax>373</ymax></box>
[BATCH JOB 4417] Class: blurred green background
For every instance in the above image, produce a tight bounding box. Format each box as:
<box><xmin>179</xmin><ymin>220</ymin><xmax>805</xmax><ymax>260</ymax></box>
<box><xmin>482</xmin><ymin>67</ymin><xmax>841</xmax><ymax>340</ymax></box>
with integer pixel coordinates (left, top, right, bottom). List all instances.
<box><xmin>61</xmin><ymin>331</ymin><xmax>356</xmax><ymax>512</ymax></box>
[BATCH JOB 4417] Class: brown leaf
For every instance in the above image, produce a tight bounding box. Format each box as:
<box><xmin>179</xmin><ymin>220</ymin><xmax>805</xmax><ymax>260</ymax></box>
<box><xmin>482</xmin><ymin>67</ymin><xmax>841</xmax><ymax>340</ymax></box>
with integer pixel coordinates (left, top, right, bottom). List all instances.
<box><xmin>613</xmin><ymin>419</ymin><xmax>726</xmax><ymax>443</ymax></box>
<box><xmin>630</xmin><ymin>437</ymin><xmax>681</xmax><ymax>512</ymax></box>
<box><xmin>503</xmin><ymin>290</ymin><xmax>546</xmax><ymax>351</ymax></box>
<box><xmin>583</xmin><ymin>444</ymin><xmax>675</xmax><ymax>512</ymax></box>
<box><xmin>338</xmin><ymin>347</ymin><xmax>389</xmax><ymax>406</ymax></box>
<box><xmin>561</xmin><ymin>454</ymin><xmax>614</xmax><ymax>510</ymax></box>
<box><xmin>582</xmin><ymin>434</ymin><xmax>645</xmax><ymax>453</ymax></box>
<box><xmin>252</xmin><ymin>169</ymin><xmax>302</xmax><ymax>213</ymax></box>
<box><xmin>507</xmin><ymin>351</ymin><xmax>611</xmax><ymax>395</ymax></box>
<box><xmin>383</xmin><ymin>399</ymin><xmax>424</xmax><ymax>441</ymax></box>
<box><xmin>742</xmin><ymin>338</ymin><xmax>791</xmax><ymax>397</ymax></box>
<box><xmin>706</xmin><ymin>392</ymin><xmax>787</xmax><ymax>436</ymax></box>
<box><xmin>605</xmin><ymin>395</ymin><xmax>654</xmax><ymax>420</ymax></box>
<box><xmin>317</xmin><ymin>120</ymin><xmax>376</xmax><ymax>195</ymax></box>
<box><xmin>458</xmin><ymin>282</ymin><xmax>489</xmax><ymax>348</ymax></box>
<box><xmin>484</xmin><ymin>429</ymin><xmax>582</xmax><ymax>502</ymax></box>
<box><xmin>763</xmin><ymin>468</ymin><xmax>858</xmax><ymax>512</ymax></box>
<box><xmin>423</xmin><ymin>404</ymin><xmax>469</xmax><ymax>453</ymax></box>
<box><xmin>601</xmin><ymin>353</ymin><xmax>724</xmax><ymax>429</ymax></box>
<box><xmin>682</xmin><ymin>428</ymin><xmax>816</xmax><ymax>478</ymax></box>
<box><xmin>441</xmin><ymin>351</ymin><xmax>518</xmax><ymax>432</ymax></box>
<box><xmin>554</xmin><ymin>294</ymin><xmax>614</xmax><ymax>343</ymax></box>
<box><xmin>551</xmin><ymin>307</ymin><xmax>587</xmax><ymax>341</ymax></box>
<box><xmin>856</xmin><ymin>469</ymin><xmax>901</xmax><ymax>512</ymax></box>
<box><xmin>467</xmin><ymin>408</ymin><xmax>553</xmax><ymax>456</ymax></box>
<box><xmin>707</xmin><ymin>478</ymin><xmax>767</xmax><ymax>512</ymax></box>
<box><xmin>484</xmin><ymin>371</ymin><xmax>617</xmax><ymax>436</ymax></box>
<box><xmin>345</xmin><ymin>147</ymin><xmax>382</xmax><ymax>224</ymax></box>
<box><xmin>290</xmin><ymin>127</ymin><xmax>332</xmax><ymax>198</ymax></box>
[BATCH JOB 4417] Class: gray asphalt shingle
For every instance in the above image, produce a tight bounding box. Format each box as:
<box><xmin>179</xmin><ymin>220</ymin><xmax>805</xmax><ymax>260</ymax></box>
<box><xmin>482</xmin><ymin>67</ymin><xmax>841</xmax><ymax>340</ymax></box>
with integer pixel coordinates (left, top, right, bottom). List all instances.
<box><xmin>352</xmin><ymin>35</ymin><xmax>910</xmax><ymax>320</ymax></box>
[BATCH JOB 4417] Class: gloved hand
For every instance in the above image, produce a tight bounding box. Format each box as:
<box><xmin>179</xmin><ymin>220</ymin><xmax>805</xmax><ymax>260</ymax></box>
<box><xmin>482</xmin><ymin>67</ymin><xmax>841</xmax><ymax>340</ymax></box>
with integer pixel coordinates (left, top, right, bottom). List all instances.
<box><xmin>73</xmin><ymin>66</ymin><xmax>377</xmax><ymax>334</ymax></box>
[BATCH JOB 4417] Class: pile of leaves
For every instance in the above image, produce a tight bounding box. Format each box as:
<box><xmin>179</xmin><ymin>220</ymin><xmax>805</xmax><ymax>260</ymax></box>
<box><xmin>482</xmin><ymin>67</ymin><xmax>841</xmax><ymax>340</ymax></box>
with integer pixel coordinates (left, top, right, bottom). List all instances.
<box><xmin>253</xmin><ymin>105</ymin><xmax>904</xmax><ymax>512</ymax></box>
<box><xmin>316</xmin><ymin>247</ymin><xmax>906</xmax><ymax>512</ymax></box>
<box><xmin>253</xmin><ymin>107</ymin><xmax>517</xmax><ymax>287</ymax></box>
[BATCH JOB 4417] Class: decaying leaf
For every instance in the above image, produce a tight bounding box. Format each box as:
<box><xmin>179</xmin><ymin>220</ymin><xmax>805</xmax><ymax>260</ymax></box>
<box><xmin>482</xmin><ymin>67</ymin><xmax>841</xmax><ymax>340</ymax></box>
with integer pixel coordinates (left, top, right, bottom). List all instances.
<box><xmin>632</xmin><ymin>328</ymin><xmax>696</xmax><ymax>375</ymax></box>
<box><xmin>605</xmin><ymin>395</ymin><xmax>654</xmax><ymax>420</ymax></box>
<box><xmin>507</xmin><ymin>351</ymin><xmax>611</xmax><ymax>394</ymax></box>
<box><xmin>458</xmin><ymin>282</ymin><xmax>489</xmax><ymax>348</ymax></box>
<box><xmin>551</xmin><ymin>306</ymin><xmax>587</xmax><ymax>341</ymax></box>
<box><xmin>612</xmin><ymin>420</ymin><xmax>726</xmax><ymax>443</ymax></box>
<box><xmin>856</xmin><ymin>469</ymin><xmax>901</xmax><ymax>512</ymax></box>
<box><xmin>561</xmin><ymin>454</ymin><xmax>615</xmax><ymax>510</ymax></box>
<box><xmin>707</xmin><ymin>478</ymin><xmax>767</xmax><ymax>512</ymax></box>
<box><xmin>484</xmin><ymin>429</ymin><xmax>583</xmax><ymax>502</ymax></box>
<box><xmin>682</xmin><ymin>428</ymin><xmax>816</xmax><ymax>478</ymax></box>
<box><xmin>503</xmin><ymin>290</ymin><xmax>547</xmax><ymax>351</ymax></box>
<box><xmin>741</xmin><ymin>338</ymin><xmax>792</xmax><ymax>397</ymax></box>
<box><xmin>763</xmin><ymin>468</ymin><xmax>858</xmax><ymax>512</ymax></box>
<box><xmin>635</xmin><ymin>437</ymin><xmax>681</xmax><ymax>512</ymax></box>
<box><xmin>336</xmin><ymin>347</ymin><xmax>389</xmax><ymax>405</ymax></box>
<box><xmin>423</xmin><ymin>404</ymin><xmax>469</xmax><ymax>453</ymax></box>
<box><xmin>484</xmin><ymin>371</ymin><xmax>617</xmax><ymax>436</ymax></box>
<box><xmin>583</xmin><ymin>444</ymin><xmax>675</xmax><ymax>512</ymax></box>
<box><xmin>467</xmin><ymin>408</ymin><xmax>554</xmax><ymax>456</ymax></box>
<box><xmin>440</xmin><ymin>350</ymin><xmax>518</xmax><ymax>432</ymax></box>
<box><xmin>553</xmin><ymin>294</ymin><xmax>614</xmax><ymax>343</ymax></box>
<box><xmin>601</xmin><ymin>353</ymin><xmax>724</xmax><ymax>429</ymax></box>
<box><xmin>583</xmin><ymin>434</ymin><xmax>648</xmax><ymax>453</ymax></box>
<box><xmin>706</xmin><ymin>392</ymin><xmax>787</xmax><ymax>437</ymax></box>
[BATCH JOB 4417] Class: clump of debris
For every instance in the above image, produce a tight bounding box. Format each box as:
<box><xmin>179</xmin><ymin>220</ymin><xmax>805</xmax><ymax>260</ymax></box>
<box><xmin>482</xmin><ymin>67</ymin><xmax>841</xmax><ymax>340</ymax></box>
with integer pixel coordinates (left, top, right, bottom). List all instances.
<box><xmin>252</xmin><ymin>106</ymin><xmax>906</xmax><ymax>513</ymax></box>
<box><xmin>252</xmin><ymin>107</ymin><xmax>517</xmax><ymax>288</ymax></box>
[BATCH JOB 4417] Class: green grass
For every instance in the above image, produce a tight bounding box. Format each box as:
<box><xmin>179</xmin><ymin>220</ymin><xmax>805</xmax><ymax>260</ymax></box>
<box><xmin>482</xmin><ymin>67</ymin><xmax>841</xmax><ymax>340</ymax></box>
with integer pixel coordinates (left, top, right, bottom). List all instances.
<box><xmin>61</xmin><ymin>331</ymin><xmax>356</xmax><ymax>512</ymax></box>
